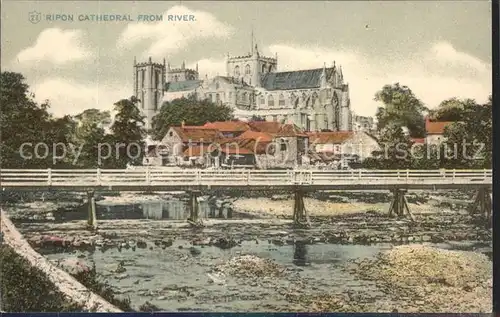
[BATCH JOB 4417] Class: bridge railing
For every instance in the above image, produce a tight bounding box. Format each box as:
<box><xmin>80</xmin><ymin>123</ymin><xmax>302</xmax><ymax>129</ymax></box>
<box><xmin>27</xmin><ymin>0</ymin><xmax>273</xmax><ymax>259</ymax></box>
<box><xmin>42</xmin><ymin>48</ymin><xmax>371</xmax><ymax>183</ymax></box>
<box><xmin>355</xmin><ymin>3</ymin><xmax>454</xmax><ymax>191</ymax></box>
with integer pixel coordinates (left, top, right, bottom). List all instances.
<box><xmin>0</xmin><ymin>168</ymin><xmax>492</xmax><ymax>187</ymax></box>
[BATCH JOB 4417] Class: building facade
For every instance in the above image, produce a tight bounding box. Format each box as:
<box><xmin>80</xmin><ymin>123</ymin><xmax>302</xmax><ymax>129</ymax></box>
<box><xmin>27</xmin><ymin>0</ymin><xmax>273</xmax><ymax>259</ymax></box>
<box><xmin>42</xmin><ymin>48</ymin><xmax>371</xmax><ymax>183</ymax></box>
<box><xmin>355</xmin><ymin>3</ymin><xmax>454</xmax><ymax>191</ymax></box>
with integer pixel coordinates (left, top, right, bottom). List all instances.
<box><xmin>133</xmin><ymin>42</ymin><xmax>353</xmax><ymax>132</ymax></box>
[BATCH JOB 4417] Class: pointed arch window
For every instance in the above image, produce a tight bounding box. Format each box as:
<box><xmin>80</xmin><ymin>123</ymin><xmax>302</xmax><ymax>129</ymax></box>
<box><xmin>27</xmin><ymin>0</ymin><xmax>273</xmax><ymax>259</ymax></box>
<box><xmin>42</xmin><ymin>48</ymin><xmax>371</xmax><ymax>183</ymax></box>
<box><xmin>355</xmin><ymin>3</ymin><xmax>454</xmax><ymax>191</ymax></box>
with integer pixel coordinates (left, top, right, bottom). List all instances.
<box><xmin>234</xmin><ymin>66</ymin><xmax>240</xmax><ymax>77</ymax></box>
<box><xmin>242</xmin><ymin>92</ymin><xmax>247</xmax><ymax>103</ymax></box>
<box><xmin>260</xmin><ymin>95</ymin><xmax>265</xmax><ymax>105</ymax></box>
<box><xmin>268</xmin><ymin>65</ymin><xmax>273</xmax><ymax>73</ymax></box>
<box><xmin>311</xmin><ymin>92</ymin><xmax>318</xmax><ymax>106</ymax></box>
<box><xmin>262</xmin><ymin>64</ymin><xmax>266</xmax><ymax>73</ymax></box>
<box><xmin>279</xmin><ymin>93</ymin><xmax>285</xmax><ymax>107</ymax></box>
<box><xmin>268</xmin><ymin>95</ymin><xmax>275</xmax><ymax>108</ymax></box>
<box><xmin>216</xmin><ymin>93</ymin><xmax>220</xmax><ymax>104</ymax></box>
<box><xmin>245</xmin><ymin>64</ymin><xmax>251</xmax><ymax>75</ymax></box>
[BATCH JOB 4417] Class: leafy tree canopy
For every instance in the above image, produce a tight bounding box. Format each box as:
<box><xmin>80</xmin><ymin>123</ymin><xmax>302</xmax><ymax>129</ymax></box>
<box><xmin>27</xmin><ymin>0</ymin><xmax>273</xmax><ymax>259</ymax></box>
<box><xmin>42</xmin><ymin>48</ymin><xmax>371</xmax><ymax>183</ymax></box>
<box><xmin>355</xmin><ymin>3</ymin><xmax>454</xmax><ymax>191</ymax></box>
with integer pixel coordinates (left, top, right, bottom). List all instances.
<box><xmin>374</xmin><ymin>83</ymin><xmax>427</xmax><ymax>138</ymax></box>
<box><xmin>151</xmin><ymin>95</ymin><xmax>234</xmax><ymax>140</ymax></box>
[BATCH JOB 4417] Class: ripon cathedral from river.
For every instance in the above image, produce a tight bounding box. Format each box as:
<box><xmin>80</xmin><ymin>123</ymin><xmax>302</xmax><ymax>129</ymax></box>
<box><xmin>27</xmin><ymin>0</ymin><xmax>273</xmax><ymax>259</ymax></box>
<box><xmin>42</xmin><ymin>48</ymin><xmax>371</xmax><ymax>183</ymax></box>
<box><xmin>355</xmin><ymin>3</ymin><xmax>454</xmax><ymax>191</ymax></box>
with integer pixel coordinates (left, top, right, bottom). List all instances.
<box><xmin>133</xmin><ymin>41</ymin><xmax>353</xmax><ymax>132</ymax></box>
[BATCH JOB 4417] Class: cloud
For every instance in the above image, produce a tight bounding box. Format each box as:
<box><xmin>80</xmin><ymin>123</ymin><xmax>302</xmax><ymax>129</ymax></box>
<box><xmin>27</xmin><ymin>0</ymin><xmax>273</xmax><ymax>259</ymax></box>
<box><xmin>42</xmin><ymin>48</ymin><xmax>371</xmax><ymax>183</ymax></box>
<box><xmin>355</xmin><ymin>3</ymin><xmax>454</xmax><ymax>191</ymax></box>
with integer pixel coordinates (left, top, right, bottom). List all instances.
<box><xmin>426</xmin><ymin>42</ymin><xmax>490</xmax><ymax>75</ymax></box>
<box><xmin>31</xmin><ymin>78</ymin><xmax>130</xmax><ymax>117</ymax></box>
<box><xmin>15</xmin><ymin>28</ymin><xmax>94</xmax><ymax>65</ymax></box>
<box><xmin>187</xmin><ymin>58</ymin><xmax>226</xmax><ymax>79</ymax></box>
<box><xmin>117</xmin><ymin>5</ymin><xmax>234</xmax><ymax>59</ymax></box>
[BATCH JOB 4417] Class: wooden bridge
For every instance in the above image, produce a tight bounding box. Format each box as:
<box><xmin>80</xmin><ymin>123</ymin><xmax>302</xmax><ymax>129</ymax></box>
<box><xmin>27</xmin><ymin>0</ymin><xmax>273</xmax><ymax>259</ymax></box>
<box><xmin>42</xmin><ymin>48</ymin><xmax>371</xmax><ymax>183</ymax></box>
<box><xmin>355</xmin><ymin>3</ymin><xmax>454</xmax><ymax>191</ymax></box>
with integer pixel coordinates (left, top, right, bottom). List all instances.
<box><xmin>1</xmin><ymin>168</ymin><xmax>492</xmax><ymax>228</ymax></box>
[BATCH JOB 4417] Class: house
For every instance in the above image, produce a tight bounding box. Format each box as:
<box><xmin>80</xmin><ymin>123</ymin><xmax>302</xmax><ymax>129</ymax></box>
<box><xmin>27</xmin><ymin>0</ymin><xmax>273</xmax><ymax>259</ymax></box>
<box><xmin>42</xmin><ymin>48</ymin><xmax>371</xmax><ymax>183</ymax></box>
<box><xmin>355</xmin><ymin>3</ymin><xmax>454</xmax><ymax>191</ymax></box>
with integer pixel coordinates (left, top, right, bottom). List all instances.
<box><xmin>246</xmin><ymin>121</ymin><xmax>308</xmax><ymax>168</ymax></box>
<box><xmin>411</xmin><ymin>138</ymin><xmax>425</xmax><ymax>145</ymax></box>
<box><xmin>203</xmin><ymin>120</ymin><xmax>250</xmax><ymax>138</ymax></box>
<box><xmin>425</xmin><ymin>117</ymin><xmax>454</xmax><ymax>145</ymax></box>
<box><xmin>159</xmin><ymin>125</ymin><xmax>223</xmax><ymax>165</ymax></box>
<box><xmin>306</xmin><ymin>131</ymin><xmax>380</xmax><ymax>165</ymax></box>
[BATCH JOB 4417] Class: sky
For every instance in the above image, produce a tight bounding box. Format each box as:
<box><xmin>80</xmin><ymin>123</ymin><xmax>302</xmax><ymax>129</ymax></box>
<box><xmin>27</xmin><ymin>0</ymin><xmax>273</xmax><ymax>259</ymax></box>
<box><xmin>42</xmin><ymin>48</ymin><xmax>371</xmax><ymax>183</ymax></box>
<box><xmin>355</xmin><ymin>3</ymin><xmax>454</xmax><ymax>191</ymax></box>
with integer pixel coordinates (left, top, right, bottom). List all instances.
<box><xmin>1</xmin><ymin>0</ymin><xmax>492</xmax><ymax>118</ymax></box>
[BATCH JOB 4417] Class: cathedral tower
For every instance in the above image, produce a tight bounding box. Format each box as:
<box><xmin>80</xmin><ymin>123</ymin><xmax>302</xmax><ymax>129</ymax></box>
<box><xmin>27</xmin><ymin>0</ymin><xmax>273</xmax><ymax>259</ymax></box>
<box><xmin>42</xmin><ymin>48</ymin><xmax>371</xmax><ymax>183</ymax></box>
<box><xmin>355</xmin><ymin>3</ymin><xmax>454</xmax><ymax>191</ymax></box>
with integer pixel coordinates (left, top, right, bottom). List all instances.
<box><xmin>225</xmin><ymin>35</ymin><xmax>277</xmax><ymax>86</ymax></box>
<box><xmin>133</xmin><ymin>57</ymin><xmax>166</xmax><ymax>131</ymax></box>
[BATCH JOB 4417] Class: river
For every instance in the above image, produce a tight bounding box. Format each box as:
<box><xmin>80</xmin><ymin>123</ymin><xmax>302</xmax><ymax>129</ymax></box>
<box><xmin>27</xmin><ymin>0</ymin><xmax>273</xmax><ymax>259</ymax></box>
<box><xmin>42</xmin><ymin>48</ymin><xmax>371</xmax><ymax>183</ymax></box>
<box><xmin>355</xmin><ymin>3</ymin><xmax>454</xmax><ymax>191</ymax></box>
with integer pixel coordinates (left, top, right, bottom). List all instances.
<box><xmin>23</xmin><ymin>197</ymin><xmax>490</xmax><ymax>312</ymax></box>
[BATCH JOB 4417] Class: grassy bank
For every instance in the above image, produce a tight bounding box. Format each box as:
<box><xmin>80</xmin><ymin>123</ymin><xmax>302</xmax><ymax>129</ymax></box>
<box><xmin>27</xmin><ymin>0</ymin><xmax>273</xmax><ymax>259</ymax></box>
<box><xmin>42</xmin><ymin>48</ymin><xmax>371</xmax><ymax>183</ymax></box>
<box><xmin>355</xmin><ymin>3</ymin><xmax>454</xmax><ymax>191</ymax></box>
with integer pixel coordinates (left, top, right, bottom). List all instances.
<box><xmin>0</xmin><ymin>244</ymin><xmax>132</xmax><ymax>312</ymax></box>
<box><xmin>0</xmin><ymin>244</ymin><xmax>83</xmax><ymax>312</ymax></box>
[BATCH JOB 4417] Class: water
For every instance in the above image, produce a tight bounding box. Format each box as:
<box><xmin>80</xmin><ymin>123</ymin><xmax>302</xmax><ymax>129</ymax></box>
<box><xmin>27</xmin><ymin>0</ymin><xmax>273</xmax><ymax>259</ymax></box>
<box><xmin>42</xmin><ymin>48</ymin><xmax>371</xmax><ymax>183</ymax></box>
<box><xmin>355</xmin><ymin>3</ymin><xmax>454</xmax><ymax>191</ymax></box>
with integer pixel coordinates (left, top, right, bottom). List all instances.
<box><xmin>43</xmin><ymin>240</ymin><xmax>390</xmax><ymax>311</ymax></box>
<box><xmin>54</xmin><ymin>199</ymin><xmax>250</xmax><ymax>222</ymax></box>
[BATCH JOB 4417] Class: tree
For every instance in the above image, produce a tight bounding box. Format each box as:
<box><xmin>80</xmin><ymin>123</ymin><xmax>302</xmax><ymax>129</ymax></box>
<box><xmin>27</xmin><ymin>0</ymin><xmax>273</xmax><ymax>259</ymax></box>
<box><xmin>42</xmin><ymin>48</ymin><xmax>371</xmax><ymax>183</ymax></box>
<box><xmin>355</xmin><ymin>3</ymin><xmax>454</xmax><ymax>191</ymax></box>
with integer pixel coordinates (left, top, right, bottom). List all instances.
<box><xmin>151</xmin><ymin>95</ymin><xmax>234</xmax><ymax>140</ymax></box>
<box><xmin>0</xmin><ymin>72</ymin><xmax>59</xmax><ymax>168</ymax></box>
<box><xmin>442</xmin><ymin>97</ymin><xmax>491</xmax><ymax>168</ymax></box>
<box><xmin>70</xmin><ymin>109</ymin><xmax>111</xmax><ymax>168</ymax></box>
<box><xmin>374</xmin><ymin>83</ymin><xmax>426</xmax><ymax>138</ymax></box>
<box><xmin>428</xmin><ymin>97</ymin><xmax>473</xmax><ymax>122</ymax></box>
<box><xmin>362</xmin><ymin>123</ymin><xmax>413</xmax><ymax>169</ymax></box>
<box><xmin>250</xmin><ymin>115</ymin><xmax>265</xmax><ymax>121</ymax></box>
<box><xmin>108</xmin><ymin>96</ymin><xmax>146</xmax><ymax>168</ymax></box>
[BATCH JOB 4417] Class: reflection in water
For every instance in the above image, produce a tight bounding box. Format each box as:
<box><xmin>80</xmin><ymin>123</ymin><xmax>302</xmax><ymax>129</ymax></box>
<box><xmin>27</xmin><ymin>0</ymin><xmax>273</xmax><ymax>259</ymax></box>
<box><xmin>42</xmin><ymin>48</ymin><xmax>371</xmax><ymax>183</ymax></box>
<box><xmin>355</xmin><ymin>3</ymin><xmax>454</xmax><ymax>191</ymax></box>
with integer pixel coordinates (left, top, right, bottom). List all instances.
<box><xmin>293</xmin><ymin>241</ymin><xmax>310</xmax><ymax>266</ymax></box>
<box><xmin>54</xmin><ymin>198</ymin><xmax>246</xmax><ymax>222</ymax></box>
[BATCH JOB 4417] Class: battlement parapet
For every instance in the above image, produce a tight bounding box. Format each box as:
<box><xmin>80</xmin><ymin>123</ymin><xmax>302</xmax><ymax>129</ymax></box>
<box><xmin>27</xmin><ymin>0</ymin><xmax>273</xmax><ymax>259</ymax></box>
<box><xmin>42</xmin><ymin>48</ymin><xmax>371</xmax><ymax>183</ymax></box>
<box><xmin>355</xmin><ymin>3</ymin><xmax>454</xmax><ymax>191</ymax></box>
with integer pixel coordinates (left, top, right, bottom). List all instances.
<box><xmin>135</xmin><ymin>62</ymin><xmax>165</xmax><ymax>68</ymax></box>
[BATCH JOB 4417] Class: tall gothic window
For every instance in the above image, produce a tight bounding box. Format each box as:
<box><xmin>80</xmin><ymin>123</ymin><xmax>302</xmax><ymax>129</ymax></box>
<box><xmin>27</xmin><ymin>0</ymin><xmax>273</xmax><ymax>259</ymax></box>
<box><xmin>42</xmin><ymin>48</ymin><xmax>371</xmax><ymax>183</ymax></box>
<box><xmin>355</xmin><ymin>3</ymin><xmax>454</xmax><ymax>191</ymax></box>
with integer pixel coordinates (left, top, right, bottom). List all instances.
<box><xmin>262</xmin><ymin>64</ymin><xmax>266</xmax><ymax>73</ymax></box>
<box><xmin>141</xmin><ymin>70</ymin><xmax>145</xmax><ymax>88</ymax></box>
<box><xmin>216</xmin><ymin>93</ymin><xmax>220</xmax><ymax>104</ymax></box>
<box><xmin>279</xmin><ymin>94</ymin><xmax>285</xmax><ymax>107</ymax></box>
<box><xmin>242</xmin><ymin>92</ymin><xmax>247</xmax><ymax>103</ymax></box>
<box><xmin>268</xmin><ymin>65</ymin><xmax>273</xmax><ymax>73</ymax></box>
<box><xmin>260</xmin><ymin>95</ymin><xmax>265</xmax><ymax>105</ymax></box>
<box><xmin>245</xmin><ymin>64</ymin><xmax>251</xmax><ymax>75</ymax></box>
<box><xmin>234</xmin><ymin>66</ymin><xmax>240</xmax><ymax>77</ymax></box>
<box><xmin>268</xmin><ymin>95</ymin><xmax>275</xmax><ymax>107</ymax></box>
<box><xmin>155</xmin><ymin>71</ymin><xmax>159</xmax><ymax>88</ymax></box>
<box><xmin>154</xmin><ymin>92</ymin><xmax>158</xmax><ymax>110</ymax></box>
<box><xmin>311</xmin><ymin>92</ymin><xmax>318</xmax><ymax>106</ymax></box>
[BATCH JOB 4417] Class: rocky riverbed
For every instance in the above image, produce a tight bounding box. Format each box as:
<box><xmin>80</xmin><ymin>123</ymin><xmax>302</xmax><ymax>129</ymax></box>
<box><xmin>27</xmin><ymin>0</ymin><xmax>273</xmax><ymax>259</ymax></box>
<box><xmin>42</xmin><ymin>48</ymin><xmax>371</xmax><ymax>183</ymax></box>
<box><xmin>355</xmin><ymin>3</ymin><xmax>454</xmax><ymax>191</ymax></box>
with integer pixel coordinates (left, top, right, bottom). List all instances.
<box><xmin>2</xmin><ymin>189</ymin><xmax>492</xmax><ymax>312</ymax></box>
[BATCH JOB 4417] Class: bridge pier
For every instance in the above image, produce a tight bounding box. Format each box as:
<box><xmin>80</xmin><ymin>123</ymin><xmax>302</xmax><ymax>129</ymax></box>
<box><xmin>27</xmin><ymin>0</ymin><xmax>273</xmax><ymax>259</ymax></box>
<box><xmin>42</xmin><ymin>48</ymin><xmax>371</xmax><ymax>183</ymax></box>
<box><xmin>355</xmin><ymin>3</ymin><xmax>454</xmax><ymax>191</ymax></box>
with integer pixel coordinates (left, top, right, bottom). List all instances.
<box><xmin>469</xmin><ymin>187</ymin><xmax>492</xmax><ymax>225</ymax></box>
<box><xmin>388</xmin><ymin>189</ymin><xmax>415</xmax><ymax>221</ymax></box>
<box><xmin>87</xmin><ymin>191</ymin><xmax>97</xmax><ymax>230</ymax></box>
<box><xmin>187</xmin><ymin>190</ymin><xmax>201</xmax><ymax>224</ymax></box>
<box><xmin>293</xmin><ymin>187</ymin><xmax>311</xmax><ymax>228</ymax></box>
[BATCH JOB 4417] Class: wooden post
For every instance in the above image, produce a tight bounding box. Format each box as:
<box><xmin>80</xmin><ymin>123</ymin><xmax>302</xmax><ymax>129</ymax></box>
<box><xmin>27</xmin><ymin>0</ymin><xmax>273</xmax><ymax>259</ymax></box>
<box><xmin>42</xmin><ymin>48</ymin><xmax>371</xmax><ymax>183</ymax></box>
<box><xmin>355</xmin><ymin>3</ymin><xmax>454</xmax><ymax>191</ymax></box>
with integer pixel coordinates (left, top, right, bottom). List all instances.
<box><xmin>87</xmin><ymin>191</ymin><xmax>97</xmax><ymax>230</ymax></box>
<box><xmin>469</xmin><ymin>187</ymin><xmax>492</xmax><ymax>226</ymax></box>
<box><xmin>187</xmin><ymin>190</ymin><xmax>201</xmax><ymax>223</ymax></box>
<box><xmin>388</xmin><ymin>189</ymin><xmax>414</xmax><ymax>221</ymax></box>
<box><xmin>293</xmin><ymin>187</ymin><xmax>310</xmax><ymax>228</ymax></box>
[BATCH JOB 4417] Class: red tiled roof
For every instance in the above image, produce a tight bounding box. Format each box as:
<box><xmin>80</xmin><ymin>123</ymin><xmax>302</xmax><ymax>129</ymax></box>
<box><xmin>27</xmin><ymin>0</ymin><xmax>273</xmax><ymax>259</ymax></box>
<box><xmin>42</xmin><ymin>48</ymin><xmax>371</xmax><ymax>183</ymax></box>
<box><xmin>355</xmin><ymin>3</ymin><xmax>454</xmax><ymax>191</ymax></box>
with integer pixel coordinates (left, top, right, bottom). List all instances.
<box><xmin>204</xmin><ymin>121</ymin><xmax>250</xmax><ymax>132</ymax></box>
<box><xmin>411</xmin><ymin>138</ymin><xmax>425</xmax><ymax>144</ymax></box>
<box><xmin>306</xmin><ymin>132</ymin><xmax>354</xmax><ymax>144</ymax></box>
<box><xmin>238</xmin><ymin>130</ymin><xmax>274</xmax><ymax>142</ymax></box>
<box><xmin>425</xmin><ymin>117</ymin><xmax>454</xmax><ymax>135</ymax></box>
<box><xmin>219</xmin><ymin>138</ymin><xmax>271</xmax><ymax>155</ymax></box>
<box><xmin>247</xmin><ymin>121</ymin><xmax>307</xmax><ymax>137</ymax></box>
<box><xmin>172</xmin><ymin>127</ymin><xmax>223</xmax><ymax>143</ymax></box>
<box><xmin>183</xmin><ymin>145</ymin><xmax>212</xmax><ymax>157</ymax></box>
<box><xmin>247</xmin><ymin>121</ymin><xmax>282</xmax><ymax>133</ymax></box>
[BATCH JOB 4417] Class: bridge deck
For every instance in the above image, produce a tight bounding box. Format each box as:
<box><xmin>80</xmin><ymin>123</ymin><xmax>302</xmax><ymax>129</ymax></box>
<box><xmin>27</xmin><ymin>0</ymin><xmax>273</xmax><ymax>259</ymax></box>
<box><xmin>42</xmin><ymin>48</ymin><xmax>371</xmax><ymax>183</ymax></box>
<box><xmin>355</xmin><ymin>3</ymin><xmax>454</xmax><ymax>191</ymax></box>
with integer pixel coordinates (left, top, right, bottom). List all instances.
<box><xmin>0</xmin><ymin>169</ymin><xmax>492</xmax><ymax>192</ymax></box>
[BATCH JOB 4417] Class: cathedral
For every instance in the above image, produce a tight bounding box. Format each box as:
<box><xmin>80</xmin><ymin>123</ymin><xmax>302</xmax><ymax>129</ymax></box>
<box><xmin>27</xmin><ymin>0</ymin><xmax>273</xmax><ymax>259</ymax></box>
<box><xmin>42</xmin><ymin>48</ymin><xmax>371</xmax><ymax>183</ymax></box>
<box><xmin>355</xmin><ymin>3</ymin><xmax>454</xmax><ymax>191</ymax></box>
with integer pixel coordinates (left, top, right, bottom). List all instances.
<box><xmin>133</xmin><ymin>43</ymin><xmax>353</xmax><ymax>132</ymax></box>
